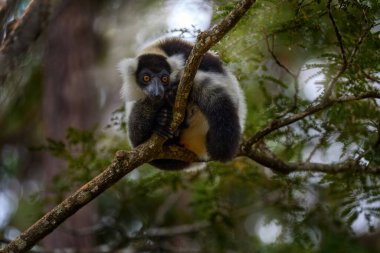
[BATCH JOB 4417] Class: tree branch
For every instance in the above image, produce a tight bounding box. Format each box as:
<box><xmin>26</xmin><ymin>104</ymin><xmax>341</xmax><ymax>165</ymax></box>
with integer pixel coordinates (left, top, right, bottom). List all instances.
<box><xmin>327</xmin><ymin>0</ymin><xmax>347</xmax><ymax>66</ymax></box>
<box><xmin>0</xmin><ymin>134</ymin><xmax>166</xmax><ymax>253</ymax></box>
<box><xmin>323</xmin><ymin>2</ymin><xmax>371</xmax><ymax>100</ymax></box>
<box><xmin>264</xmin><ymin>33</ymin><xmax>301</xmax><ymax>114</ymax></box>
<box><xmin>245</xmin><ymin>16</ymin><xmax>372</xmax><ymax>149</ymax></box>
<box><xmin>241</xmin><ymin>90</ymin><xmax>380</xmax><ymax>174</ymax></box>
<box><xmin>0</xmin><ymin>0</ymin><xmax>50</xmax><ymax>85</ymax></box>
<box><xmin>0</xmin><ymin>1</ymin><xmax>255</xmax><ymax>252</ymax></box>
<box><xmin>242</xmin><ymin>142</ymin><xmax>380</xmax><ymax>174</ymax></box>
<box><xmin>171</xmin><ymin>0</ymin><xmax>255</xmax><ymax>132</ymax></box>
<box><xmin>265</xmin><ymin>34</ymin><xmax>297</xmax><ymax>79</ymax></box>
<box><xmin>242</xmin><ymin>91</ymin><xmax>380</xmax><ymax>150</ymax></box>
<box><xmin>0</xmin><ymin>0</ymin><xmax>21</xmax><ymax>30</ymax></box>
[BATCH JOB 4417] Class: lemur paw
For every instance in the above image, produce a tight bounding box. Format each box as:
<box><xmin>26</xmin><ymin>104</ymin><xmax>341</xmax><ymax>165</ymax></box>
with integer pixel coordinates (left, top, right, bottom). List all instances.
<box><xmin>154</xmin><ymin>107</ymin><xmax>174</xmax><ymax>139</ymax></box>
<box><xmin>165</xmin><ymin>85</ymin><xmax>178</xmax><ymax>106</ymax></box>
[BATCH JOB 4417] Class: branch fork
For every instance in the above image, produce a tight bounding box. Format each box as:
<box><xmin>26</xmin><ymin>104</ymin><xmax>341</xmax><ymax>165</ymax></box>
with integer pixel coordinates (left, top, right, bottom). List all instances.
<box><xmin>0</xmin><ymin>1</ymin><xmax>255</xmax><ymax>252</ymax></box>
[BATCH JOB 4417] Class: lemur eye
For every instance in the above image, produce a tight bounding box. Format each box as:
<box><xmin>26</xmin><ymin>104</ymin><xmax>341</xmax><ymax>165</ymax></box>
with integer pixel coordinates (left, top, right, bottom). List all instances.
<box><xmin>161</xmin><ymin>75</ymin><xmax>169</xmax><ymax>84</ymax></box>
<box><xmin>143</xmin><ymin>75</ymin><xmax>150</xmax><ymax>82</ymax></box>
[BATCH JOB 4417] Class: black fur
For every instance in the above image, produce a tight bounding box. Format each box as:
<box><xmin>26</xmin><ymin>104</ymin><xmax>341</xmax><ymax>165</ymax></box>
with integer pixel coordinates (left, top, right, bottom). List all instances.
<box><xmin>127</xmin><ymin>38</ymin><xmax>243</xmax><ymax>170</ymax></box>
<box><xmin>155</xmin><ymin>106</ymin><xmax>174</xmax><ymax>139</ymax></box>
<box><xmin>137</xmin><ymin>54</ymin><xmax>171</xmax><ymax>74</ymax></box>
<box><xmin>150</xmin><ymin>159</ymin><xmax>190</xmax><ymax>170</ymax></box>
<box><xmin>192</xmin><ymin>84</ymin><xmax>241</xmax><ymax>161</ymax></box>
<box><xmin>159</xmin><ymin>38</ymin><xmax>225</xmax><ymax>74</ymax></box>
<box><xmin>128</xmin><ymin>98</ymin><xmax>162</xmax><ymax>147</ymax></box>
<box><xmin>135</xmin><ymin>54</ymin><xmax>171</xmax><ymax>100</ymax></box>
<box><xmin>128</xmin><ymin>88</ymin><xmax>190</xmax><ymax>170</ymax></box>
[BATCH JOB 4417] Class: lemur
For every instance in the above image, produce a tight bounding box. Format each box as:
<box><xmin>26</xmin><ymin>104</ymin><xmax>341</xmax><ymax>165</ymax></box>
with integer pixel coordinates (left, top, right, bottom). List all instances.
<box><xmin>119</xmin><ymin>37</ymin><xmax>247</xmax><ymax>170</ymax></box>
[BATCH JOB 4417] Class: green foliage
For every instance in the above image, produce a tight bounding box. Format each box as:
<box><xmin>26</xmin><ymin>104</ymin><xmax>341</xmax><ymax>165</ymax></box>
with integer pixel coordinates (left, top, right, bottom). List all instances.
<box><xmin>0</xmin><ymin>65</ymin><xmax>43</xmax><ymax>143</ymax></box>
<box><xmin>1</xmin><ymin>0</ymin><xmax>380</xmax><ymax>252</ymax></box>
<box><xmin>216</xmin><ymin>0</ymin><xmax>380</xmax><ymax>165</ymax></box>
<box><xmin>34</xmin><ymin>0</ymin><xmax>380</xmax><ymax>251</ymax></box>
<box><xmin>37</xmin><ymin>127</ymin><xmax>129</xmax><ymax>202</ymax></box>
<box><xmin>214</xmin><ymin>0</ymin><xmax>380</xmax><ymax>251</ymax></box>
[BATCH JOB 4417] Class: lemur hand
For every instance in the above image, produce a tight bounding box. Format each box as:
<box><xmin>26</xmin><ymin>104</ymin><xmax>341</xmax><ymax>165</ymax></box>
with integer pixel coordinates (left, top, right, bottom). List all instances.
<box><xmin>165</xmin><ymin>83</ymin><xmax>178</xmax><ymax>106</ymax></box>
<box><xmin>154</xmin><ymin>106</ymin><xmax>174</xmax><ymax>139</ymax></box>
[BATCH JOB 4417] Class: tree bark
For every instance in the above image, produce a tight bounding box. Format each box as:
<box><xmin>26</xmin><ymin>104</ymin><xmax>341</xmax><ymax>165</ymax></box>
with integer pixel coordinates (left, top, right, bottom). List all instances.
<box><xmin>42</xmin><ymin>0</ymin><xmax>100</xmax><ymax>250</ymax></box>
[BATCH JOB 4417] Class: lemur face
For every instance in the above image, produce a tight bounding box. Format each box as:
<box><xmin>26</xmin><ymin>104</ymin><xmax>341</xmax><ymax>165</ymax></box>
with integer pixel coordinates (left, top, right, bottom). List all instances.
<box><xmin>136</xmin><ymin>54</ymin><xmax>171</xmax><ymax>100</ymax></box>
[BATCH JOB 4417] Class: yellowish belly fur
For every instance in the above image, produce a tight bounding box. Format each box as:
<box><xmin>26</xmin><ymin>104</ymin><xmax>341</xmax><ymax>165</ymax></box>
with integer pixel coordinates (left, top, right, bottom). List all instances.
<box><xmin>179</xmin><ymin>105</ymin><xmax>209</xmax><ymax>160</ymax></box>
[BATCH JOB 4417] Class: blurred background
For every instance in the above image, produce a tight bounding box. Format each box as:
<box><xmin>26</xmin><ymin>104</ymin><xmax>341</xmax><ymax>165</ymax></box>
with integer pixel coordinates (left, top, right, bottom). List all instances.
<box><xmin>1</xmin><ymin>0</ymin><xmax>380</xmax><ymax>252</ymax></box>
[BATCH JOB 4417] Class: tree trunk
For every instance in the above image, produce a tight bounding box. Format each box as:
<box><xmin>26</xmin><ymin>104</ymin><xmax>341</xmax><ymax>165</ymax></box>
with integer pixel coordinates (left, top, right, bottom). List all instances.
<box><xmin>42</xmin><ymin>0</ymin><xmax>100</xmax><ymax>250</ymax></box>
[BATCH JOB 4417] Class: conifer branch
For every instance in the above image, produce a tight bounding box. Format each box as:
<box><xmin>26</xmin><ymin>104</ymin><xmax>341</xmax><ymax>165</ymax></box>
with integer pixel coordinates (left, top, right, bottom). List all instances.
<box><xmin>243</xmin><ymin>142</ymin><xmax>380</xmax><ymax>174</ymax></box>
<box><xmin>243</xmin><ymin>91</ymin><xmax>380</xmax><ymax>150</ymax></box>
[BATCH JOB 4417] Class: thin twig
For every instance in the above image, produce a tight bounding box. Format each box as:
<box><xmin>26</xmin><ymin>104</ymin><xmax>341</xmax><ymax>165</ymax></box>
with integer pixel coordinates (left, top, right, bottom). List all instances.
<box><xmin>323</xmin><ymin>2</ymin><xmax>372</xmax><ymax>101</ymax></box>
<box><xmin>265</xmin><ymin>34</ymin><xmax>297</xmax><ymax>79</ymax></box>
<box><xmin>145</xmin><ymin>221</ymin><xmax>210</xmax><ymax>237</ymax></box>
<box><xmin>265</xmin><ymin>33</ymin><xmax>301</xmax><ymax>116</ymax></box>
<box><xmin>362</xmin><ymin>70</ymin><xmax>380</xmax><ymax>83</ymax></box>
<box><xmin>327</xmin><ymin>0</ymin><xmax>347</xmax><ymax>65</ymax></box>
<box><xmin>306</xmin><ymin>140</ymin><xmax>321</xmax><ymax>163</ymax></box>
<box><xmin>323</xmin><ymin>0</ymin><xmax>348</xmax><ymax>100</ymax></box>
<box><xmin>347</xmin><ymin>24</ymin><xmax>372</xmax><ymax>64</ymax></box>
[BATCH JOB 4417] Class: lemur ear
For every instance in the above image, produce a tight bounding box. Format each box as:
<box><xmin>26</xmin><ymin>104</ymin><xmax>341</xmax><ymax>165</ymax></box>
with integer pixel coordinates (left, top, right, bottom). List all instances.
<box><xmin>118</xmin><ymin>58</ymin><xmax>145</xmax><ymax>102</ymax></box>
<box><xmin>167</xmin><ymin>54</ymin><xmax>184</xmax><ymax>79</ymax></box>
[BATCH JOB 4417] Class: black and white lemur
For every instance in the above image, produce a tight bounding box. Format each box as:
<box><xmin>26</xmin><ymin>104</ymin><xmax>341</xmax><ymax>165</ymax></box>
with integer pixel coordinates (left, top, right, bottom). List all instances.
<box><xmin>119</xmin><ymin>37</ymin><xmax>247</xmax><ymax>170</ymax></box>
